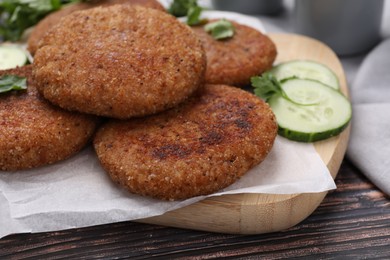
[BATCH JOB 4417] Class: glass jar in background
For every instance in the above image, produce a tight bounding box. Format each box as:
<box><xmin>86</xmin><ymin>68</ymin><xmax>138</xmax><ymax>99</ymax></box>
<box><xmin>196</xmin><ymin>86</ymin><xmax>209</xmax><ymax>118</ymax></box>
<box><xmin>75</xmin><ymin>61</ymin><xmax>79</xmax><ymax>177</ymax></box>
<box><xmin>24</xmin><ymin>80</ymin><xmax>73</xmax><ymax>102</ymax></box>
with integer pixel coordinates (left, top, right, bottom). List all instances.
<box><xmin>295</xmin><ymin>0</ymin><xmax>384</xmax><ymax>56</ymax></box>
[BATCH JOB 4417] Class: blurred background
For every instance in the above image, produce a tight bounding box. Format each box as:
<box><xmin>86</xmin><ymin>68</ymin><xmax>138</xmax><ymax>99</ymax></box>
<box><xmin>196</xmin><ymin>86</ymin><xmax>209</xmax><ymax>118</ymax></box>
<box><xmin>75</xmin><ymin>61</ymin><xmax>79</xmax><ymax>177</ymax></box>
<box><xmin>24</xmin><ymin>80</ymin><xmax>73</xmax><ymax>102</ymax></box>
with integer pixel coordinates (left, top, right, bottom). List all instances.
<box><xmin>191</xmin><ymin>0</ymin><xmax>390</xmax><ymax>85</ymax></box>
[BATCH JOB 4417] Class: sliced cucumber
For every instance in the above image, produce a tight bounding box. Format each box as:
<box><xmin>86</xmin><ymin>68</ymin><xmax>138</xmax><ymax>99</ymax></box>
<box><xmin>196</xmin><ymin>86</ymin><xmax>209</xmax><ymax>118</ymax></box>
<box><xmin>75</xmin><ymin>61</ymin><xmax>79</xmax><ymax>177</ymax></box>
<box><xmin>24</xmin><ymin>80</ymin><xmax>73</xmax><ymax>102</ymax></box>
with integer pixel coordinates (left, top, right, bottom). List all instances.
<box><xmin>268</xmin><ymin>78</ymin><xmax>351</xmax><ymax>142</ymax></box>
<box><xmin>270</xmin><ymin>60</ymin><xmax>340</xmax><ymax>90</ymax></box>
<box><xmin>0</xmin><ymin>45</ymin><xmax>28</xmax><ymax>70</ymax></box>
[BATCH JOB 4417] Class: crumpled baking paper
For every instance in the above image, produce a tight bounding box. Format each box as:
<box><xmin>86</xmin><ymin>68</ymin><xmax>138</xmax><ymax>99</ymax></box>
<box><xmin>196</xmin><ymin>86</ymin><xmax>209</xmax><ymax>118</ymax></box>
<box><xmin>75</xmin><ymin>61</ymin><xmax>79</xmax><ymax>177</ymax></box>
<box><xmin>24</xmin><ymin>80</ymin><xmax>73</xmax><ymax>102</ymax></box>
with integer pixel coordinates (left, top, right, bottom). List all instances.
<box><xmin>0</xmin><ymin>11</ymin><xmax>335</xmax><ymax>239</ymax></box>
<box><xmin>0</xmin><ymin>137</ymin><xmax>334</xmax><ymax>238</ymax></box>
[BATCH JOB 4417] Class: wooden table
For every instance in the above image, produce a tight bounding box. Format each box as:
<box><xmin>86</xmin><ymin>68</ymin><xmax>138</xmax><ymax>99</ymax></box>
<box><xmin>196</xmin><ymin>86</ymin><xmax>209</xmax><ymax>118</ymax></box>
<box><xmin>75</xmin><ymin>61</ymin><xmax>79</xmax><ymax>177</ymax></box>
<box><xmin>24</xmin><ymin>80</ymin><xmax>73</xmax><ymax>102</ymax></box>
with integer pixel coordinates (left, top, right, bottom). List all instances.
<box><xmin>1</xmin><ymin>158</ymin><xmax>389</xmax><ymax>259</ymax></box>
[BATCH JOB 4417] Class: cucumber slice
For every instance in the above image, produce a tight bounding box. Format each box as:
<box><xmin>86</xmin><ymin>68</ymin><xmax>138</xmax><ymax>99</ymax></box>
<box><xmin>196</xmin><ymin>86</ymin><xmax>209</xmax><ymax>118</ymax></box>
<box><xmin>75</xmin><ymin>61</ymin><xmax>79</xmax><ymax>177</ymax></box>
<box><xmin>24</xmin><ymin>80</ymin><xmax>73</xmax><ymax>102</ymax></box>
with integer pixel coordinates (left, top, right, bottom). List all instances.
<box><xmin>270</xmin><ymin>60</ymin><xmax>340</xmax><ymax>90</ymax></box>
<box><xmin>0</xmin><ymin>45</ymin><xmax>28</xmax><ymax>70</ymax></box>
<box><xmin>268</xmin><ymin>78</ymin><xmax>351</xmax><ymax>142</ymax></box>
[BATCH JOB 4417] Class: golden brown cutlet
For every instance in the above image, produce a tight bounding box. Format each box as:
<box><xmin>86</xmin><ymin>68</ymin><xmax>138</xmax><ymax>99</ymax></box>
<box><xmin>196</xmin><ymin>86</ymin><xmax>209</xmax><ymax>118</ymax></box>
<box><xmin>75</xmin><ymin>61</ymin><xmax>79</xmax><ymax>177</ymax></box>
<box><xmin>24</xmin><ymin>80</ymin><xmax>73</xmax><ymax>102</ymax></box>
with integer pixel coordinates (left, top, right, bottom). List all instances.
<box><xmin>27</xmin><ymin>0</ymin><xmax>166</xmax><ymax>55</ymax></box>
<box><xmin>93</xmin><ymin>84</ymin><xmax>277</xmax><ymax>200</ymax></box>
<box><xmin>0</xmin><ymin>65</ymin><xmax>99</xmax><ymax>171</ymax></box>
<box><xmin>33</xmin><ymin>5</ymin><xmax>206</xmax><ymax>119</ymax></box>
<box><xmin>192</xmin><ymin>20</ymin><xmax>277</xmax><ymax>86</ymax></box>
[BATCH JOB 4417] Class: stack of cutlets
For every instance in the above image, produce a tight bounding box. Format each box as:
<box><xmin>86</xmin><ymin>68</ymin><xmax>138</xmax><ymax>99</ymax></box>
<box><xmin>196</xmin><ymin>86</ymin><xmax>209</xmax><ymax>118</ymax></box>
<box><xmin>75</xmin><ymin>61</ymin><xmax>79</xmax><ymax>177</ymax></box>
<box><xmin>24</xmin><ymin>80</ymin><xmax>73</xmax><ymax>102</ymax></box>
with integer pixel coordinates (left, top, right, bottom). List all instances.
<box><xmin>1</xmin><ymin>2</ymin><xmax>278</xmax><ymax>201</ymax></box>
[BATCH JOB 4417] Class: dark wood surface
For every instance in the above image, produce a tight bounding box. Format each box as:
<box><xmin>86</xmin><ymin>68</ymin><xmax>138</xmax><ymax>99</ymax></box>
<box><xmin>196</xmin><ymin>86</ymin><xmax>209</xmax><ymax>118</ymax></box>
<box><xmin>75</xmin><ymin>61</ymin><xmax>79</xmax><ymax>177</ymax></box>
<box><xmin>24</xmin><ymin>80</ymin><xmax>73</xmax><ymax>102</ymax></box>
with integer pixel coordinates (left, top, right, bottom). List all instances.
<box><xmin>0</xmin><ymin>158</ymin><xmax>389</xmax><ymax>259</ymax></box>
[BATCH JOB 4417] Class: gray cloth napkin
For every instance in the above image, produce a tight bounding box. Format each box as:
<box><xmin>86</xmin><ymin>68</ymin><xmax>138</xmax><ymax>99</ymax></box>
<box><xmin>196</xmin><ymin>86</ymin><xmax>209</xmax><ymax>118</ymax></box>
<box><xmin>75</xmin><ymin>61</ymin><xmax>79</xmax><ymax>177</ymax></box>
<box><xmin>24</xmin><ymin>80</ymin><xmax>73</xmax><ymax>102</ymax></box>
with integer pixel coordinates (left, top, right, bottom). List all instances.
<box><xmin>347</xmin><ymin>38</ymin><xmax>390</xmax><ymax>196</ymax></box>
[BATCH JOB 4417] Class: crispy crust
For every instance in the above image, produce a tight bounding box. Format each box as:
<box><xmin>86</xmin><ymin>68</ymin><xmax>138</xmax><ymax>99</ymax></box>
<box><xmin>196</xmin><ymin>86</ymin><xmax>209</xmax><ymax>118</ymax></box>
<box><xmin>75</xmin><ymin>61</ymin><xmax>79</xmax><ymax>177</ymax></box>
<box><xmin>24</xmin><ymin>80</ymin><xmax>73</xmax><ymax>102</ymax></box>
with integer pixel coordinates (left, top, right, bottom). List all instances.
<box><xmin>94</xmin><ymin>84</ymin><xmax>277</xmax><ymax>200</ymax></box>
<box><xmin>192</xmin><ymin>20</ymin><xmax>277</xmax><ymax>86</ymax></box>
<box><xmin>27</xmin><ymin>0</ymin><xmax>166</xmax><ymax>55</ymax></box>
<box><xmin>27</xmin><ymin>3</ymin><xmax>90</xmax><ymax>56</ymax></box>
<box><xmin>0</xmin><ymin>66</ymin><xmax>99</xmax><ymax>171</ymax></box>
<box><xmin>33</xmin><ymin>5</ymin><xmax>206</xmax><ymax>119</ymax></box>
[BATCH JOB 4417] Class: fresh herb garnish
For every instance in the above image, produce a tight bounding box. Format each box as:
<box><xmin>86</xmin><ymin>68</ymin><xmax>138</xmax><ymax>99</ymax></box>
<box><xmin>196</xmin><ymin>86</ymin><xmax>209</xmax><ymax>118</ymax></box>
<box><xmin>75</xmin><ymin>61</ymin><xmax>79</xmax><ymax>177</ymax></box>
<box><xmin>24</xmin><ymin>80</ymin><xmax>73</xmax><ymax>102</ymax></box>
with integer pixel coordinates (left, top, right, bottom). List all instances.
<box><xmin>168</xmin><ymin>0</ymin><xmax>197</xmax><ymax>17</ymax></box>
<box><xmin>204</xmin><ymin>19</ymin><xmax>235</xmax><ymax>40</ymax></box>
<box><xmin>251</xmin><ymin>73</ymin><xmax>318</xmax><ymax>106</ymax></box>
<box><xmin>0</xmin><ymin>0</ymin><xmax>82</xmax><ymax>42</ymax></box>
<box><xmin>186</xmin><ymin>5</ymin><xmax>203</xmax><ymax>25</ymax></box>
<box><xmin>252</xmin><ymin>73</ymin><xmax>283</xmax><ymax>101</ymax></box>
<box><xmin>168</xmin><ymin>0</ymin><xmax>205</xmax><ymax>26</ymax></box>
<box><xmin>0</xmin><ymin>74</ymin><xmax>27</xmax><ymax>93</ymax></box>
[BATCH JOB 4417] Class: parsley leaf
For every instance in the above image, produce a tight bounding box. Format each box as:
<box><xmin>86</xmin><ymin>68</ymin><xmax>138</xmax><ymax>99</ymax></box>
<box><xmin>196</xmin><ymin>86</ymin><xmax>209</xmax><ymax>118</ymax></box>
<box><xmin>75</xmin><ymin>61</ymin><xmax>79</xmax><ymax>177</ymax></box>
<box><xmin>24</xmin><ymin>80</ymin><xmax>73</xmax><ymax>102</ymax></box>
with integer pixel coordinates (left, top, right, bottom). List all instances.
<box><xmin>251</xmin><ymin>73</ymin><xmax>318</xmax><ymax>106</ymax></box>
<box><xmin>251</xmin><ymin>73</ymin><xmax>283</xmax><ymax>101</ymax></box>
<box><xmin>204</xmin><ymin>19</ymin><xmax>235</xmax><ymax>40</ymax></box>
<box><xmin>168</xmin><ymin>0</ymin><xmax>197</xmax><ymax>17</ymax></box>
<box><xmin>0</xmin><ymin>74</ymin><xmax>27</xmax><ymax>93</ymax></box>
<box><xmin>0</xmin><ymin>0</ymin><xmax>81</xmax><ymax>42</ymax></box>
<box><xmin>168</xmin><ymin>0</ymin><xmax>205</xmax><ymax>26</ymax></box>
<box><xmin>187</xmin><ymin>5</ymin><xmax>203</xmax><ymax>25</ymax></box>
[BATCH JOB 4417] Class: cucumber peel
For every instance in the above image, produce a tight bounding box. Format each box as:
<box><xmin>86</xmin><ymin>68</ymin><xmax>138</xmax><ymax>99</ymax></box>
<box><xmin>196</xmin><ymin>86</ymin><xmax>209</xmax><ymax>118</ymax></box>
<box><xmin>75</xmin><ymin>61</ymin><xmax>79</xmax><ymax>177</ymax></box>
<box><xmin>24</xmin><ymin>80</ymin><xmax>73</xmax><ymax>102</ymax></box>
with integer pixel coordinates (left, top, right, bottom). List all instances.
<box><xmin>252</xmin><ymin>72</ymin><xmax>351</xmax><ymax>143</ymax></box>
<box><xmin>268</xmin><ymin>79</ymin><xmax>351</xmax><ymax>142</ymax></box>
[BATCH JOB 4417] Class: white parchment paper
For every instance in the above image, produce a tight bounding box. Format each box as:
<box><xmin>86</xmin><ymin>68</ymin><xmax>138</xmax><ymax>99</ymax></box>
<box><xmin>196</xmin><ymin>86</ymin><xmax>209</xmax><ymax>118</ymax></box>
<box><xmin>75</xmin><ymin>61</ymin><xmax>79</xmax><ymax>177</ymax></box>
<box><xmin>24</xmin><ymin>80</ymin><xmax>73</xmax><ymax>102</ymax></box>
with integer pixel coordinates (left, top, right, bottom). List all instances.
<box><xmin>0</xmin><ymin>11</ymin><xmax>335</xmax><ymax>238</ymax></box>
<box><xmin>0</xmin><ymin>137</ymin><xmax>334</xmax><ymax>238</ymax></box>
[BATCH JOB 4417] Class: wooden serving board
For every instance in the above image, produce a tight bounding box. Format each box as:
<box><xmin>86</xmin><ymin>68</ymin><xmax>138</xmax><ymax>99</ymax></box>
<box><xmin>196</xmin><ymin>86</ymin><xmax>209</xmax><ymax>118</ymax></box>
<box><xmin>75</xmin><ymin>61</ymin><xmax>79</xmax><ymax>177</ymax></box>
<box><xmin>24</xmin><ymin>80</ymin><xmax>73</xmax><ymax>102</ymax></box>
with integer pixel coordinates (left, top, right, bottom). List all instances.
<box><xmin>139</xmin><ymin>33</ymin><xmax>350</xmax><ymax>234</ymax></box>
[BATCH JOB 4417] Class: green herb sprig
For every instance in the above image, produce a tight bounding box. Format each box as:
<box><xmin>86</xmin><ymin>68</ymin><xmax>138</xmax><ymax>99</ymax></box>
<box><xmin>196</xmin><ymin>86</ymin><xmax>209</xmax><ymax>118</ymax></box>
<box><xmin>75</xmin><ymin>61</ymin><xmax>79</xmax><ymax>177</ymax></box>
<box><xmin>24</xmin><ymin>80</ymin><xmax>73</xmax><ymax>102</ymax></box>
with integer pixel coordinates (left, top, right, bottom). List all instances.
<box><xmin>168</xmin><ymin>0</ymin><xmax>204</xmax><ymax>26</ymax></box>
<box><xmin>0</xmin><ymin>74</ymin><xmax>27</xmax><ymax>93</ymax></box>
<box><xmin>251</xmin><ymin>73</ymin><xmax>284</xmax><ymax>101</ymax></box>
<box><xmin>168</xmin><ymin>0</ymin><xmax>197</xmax><ymax>17</ymax></box>
<box><xmin>0</xmin><ymin>0</ymin><xmax>83</xmax><ymax>42</ymax></box>
<box><xmin>251</xmin><ymin>73</ymin><xmax>318</xmax><ymax>106</ymax></box>
<box><xmin>204</xmin><ymin>19</ymin><xmax>235</xmax><ymax>40</ymax></box>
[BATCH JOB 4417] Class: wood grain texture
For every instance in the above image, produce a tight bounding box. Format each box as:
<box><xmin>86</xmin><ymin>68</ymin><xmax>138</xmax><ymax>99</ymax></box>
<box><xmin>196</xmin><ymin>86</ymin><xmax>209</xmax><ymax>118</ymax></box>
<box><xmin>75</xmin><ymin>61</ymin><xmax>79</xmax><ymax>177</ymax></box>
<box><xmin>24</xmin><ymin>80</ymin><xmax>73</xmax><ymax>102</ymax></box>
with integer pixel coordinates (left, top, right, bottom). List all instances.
<box><xmin>1</xmin><ymin>160</ymin><xmax>389</xmax><ymax>259</ymax></box>
<box><xmin>138</xmin><ymin>33</ymin><xmax>351</xmax><ymax>234</ymax></box>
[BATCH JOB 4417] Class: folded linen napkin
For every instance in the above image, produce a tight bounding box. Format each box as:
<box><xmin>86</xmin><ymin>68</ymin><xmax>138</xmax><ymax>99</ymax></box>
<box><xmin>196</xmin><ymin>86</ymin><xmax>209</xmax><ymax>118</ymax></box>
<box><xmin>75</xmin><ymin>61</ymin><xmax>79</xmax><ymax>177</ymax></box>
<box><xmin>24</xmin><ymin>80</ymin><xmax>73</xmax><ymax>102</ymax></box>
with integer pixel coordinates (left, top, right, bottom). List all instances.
<box><xmin>347</xmin><ymin>38</ymin><xmax>390</xmax><ymax>196</ymax></box>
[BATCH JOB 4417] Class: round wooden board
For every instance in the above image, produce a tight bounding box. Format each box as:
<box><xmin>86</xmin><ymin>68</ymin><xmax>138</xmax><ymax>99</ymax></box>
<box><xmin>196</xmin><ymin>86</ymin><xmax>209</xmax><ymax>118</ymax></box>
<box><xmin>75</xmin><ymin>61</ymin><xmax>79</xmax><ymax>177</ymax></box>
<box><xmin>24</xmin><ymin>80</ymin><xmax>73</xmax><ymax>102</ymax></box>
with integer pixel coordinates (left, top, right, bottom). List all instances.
<box><xmin>139</xmin><ymin>33</ymin><xmax>351</xmax><ymax>234</ymax></box>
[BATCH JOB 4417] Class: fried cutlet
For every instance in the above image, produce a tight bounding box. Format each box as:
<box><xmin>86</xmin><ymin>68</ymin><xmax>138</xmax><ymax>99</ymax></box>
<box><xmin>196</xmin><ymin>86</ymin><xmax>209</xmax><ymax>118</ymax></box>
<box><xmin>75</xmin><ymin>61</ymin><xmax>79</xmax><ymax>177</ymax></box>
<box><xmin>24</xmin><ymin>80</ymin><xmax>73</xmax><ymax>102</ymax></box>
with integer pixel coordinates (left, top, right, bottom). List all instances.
<box><xmin>192</xmin><ymin>20</ymin><xmax>277</xmax><ymax>86</ymax></box>
<box><xmin>33</xmin><ymin>5</ymin><xmax>206</xmax><ymax>119</ymax></box>
<box><xmin>0</xmin><ymin>66</ymin><xmax>99</xmax><ymax>171</ymax></box>
<box><xmin>27</xmin><ymin>0</ymin><xmax>166</xmax><ymax>55</ymax></box>
<box><xmin>93</xmin><ymin>84</ymin><xmax>277</xmax><ymax>200</ymax></box>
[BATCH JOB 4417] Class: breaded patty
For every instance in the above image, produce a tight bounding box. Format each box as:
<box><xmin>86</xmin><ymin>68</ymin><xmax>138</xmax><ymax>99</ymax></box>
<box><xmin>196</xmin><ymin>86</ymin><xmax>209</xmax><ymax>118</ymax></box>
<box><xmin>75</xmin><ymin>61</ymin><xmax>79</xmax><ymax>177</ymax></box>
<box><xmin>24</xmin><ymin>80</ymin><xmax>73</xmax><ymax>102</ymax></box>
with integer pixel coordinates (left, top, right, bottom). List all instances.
<box><xmin>0</xmin><ymin>66</ymin><xmax>99</xmax><ymax>171</ymax></box>
<box><xmin>27</xmin><ymin>3</ymin><xmax>90</xmax><ymax>56</ymax></box>
<box><xmin>94</xmin><ymin>84</ymin><xmax>277</xmax><ymax>200</ymax></box>
<box><xmin>27</xmin><ymin>0</ymin><xmax>165</xmax><ymax>55</ymax></box>
<box><xmin>33</xmin><ymin>5</ymin><xmax>206</xmax><ymax>119</ymax></box>
<box><xmin>192</xmin><ymin>20</ymin><xmax>277</xmax><ymax>86</ymax></box>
